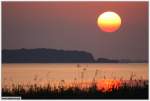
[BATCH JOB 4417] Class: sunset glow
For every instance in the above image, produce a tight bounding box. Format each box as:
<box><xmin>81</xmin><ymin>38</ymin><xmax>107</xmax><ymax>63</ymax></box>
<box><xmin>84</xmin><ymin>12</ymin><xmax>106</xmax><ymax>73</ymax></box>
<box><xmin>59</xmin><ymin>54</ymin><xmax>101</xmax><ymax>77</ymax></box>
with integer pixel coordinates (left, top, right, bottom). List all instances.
<box><xmin>2</xmin><ymin>2</ymin><xmax>148</xmax><ymax>99</ymax></box>
<box><xmin>96</xmin><ymin>79</ymin><xmax>122</xmax><ymax>92</ymax></box>
<box><xmin>97</xmin><ymin>11</ymin><xmax>121</xmax><ymax>32</ymax></box>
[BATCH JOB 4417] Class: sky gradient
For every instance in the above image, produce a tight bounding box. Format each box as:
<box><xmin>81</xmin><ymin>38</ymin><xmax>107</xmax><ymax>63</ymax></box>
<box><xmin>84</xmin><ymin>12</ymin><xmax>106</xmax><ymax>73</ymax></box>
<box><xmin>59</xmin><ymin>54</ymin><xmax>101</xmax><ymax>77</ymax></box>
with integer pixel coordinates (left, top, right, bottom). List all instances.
<box><xmin>2</xmin><ymin>2</ymin><xmax>148</xmax><ymax>60</ymax></box>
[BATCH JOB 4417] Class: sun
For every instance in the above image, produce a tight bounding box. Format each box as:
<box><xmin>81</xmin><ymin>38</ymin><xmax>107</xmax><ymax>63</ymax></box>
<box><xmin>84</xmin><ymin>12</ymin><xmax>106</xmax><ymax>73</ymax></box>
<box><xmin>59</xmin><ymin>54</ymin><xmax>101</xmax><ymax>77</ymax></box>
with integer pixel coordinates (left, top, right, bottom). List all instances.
<box><xmin>97</xmin><ymin>11</ymin><xmax>121</xmax><ymax>32</ymax></box>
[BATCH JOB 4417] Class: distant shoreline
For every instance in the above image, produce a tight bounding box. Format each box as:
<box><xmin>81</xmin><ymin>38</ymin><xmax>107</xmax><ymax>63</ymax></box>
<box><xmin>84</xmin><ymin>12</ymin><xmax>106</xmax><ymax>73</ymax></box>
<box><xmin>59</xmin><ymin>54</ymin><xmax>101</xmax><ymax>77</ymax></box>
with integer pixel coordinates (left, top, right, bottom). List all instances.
<box><xmin>2</xmin><ymin>48</ymin><xmax>148</xmax><ymax>63</ymax></box>
<box><xmin>2</xmin><ymin>63</ymin><xmax>148</xmax><ymax>65</ymax></box>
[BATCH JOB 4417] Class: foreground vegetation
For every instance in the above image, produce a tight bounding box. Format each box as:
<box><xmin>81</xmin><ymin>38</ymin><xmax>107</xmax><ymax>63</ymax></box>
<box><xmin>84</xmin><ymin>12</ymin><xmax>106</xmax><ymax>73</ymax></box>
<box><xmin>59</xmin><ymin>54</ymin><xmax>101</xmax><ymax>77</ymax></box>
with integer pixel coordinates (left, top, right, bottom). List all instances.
<box><xmin>2</xmin><ymin>66</ymin><xmax>148</xmax><ymax>99</ymax></box>
<box><xmin>2</xmin><ymin>79</ymin><xmax>148</xmax><ymax>99</ymax></box>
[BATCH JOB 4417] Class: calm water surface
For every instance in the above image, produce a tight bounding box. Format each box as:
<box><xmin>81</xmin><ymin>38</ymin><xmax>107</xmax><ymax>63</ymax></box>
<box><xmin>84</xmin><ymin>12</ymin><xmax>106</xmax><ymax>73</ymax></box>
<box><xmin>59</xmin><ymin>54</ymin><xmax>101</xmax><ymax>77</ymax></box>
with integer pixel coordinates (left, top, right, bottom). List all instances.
<box><xmin>2</xmin><ymin>63</ymin><xmax>148</xmax><ymax>87</ymax></box>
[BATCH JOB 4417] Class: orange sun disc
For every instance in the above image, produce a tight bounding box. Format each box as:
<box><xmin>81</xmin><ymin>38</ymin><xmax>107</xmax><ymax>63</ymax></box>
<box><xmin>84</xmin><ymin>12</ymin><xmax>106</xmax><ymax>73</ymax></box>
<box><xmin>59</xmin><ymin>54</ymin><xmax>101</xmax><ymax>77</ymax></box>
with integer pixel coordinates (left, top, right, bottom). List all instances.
<box><xmin>97</xmin><ymin>11</ymin><xmax>121</xmax><ymax>32</ymax></box>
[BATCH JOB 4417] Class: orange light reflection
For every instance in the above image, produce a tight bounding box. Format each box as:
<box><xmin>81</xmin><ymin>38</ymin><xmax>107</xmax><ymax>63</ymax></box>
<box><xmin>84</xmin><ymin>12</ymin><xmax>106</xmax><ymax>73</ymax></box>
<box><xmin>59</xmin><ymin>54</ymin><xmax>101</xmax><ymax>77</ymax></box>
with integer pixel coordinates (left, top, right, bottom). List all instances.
<box><xmin>96</xmin><ymin>79</ymin><xmax>122</xmax><ymax>92</ymax></box>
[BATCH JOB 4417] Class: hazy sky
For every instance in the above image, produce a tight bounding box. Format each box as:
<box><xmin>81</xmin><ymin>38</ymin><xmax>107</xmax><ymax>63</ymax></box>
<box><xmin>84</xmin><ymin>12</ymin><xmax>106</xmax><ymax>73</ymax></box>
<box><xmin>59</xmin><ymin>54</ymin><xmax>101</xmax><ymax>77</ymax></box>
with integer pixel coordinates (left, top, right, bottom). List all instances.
<box><xmin>2</xmin><ymin>2</ymin><xmax>148</xmax><ymax>60</ymax></box>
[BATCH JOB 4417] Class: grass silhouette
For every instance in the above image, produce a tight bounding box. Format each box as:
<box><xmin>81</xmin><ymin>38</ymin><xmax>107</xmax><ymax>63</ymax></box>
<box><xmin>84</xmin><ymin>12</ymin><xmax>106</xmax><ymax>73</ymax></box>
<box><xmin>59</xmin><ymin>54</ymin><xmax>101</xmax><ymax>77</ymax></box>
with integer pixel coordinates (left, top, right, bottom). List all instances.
<box><xmin>2</xmin><ymin>66</ymin><xmax>148</xmax><ymax>99</ymax></box>
<box><xmin>2</xmin><ymin>78</ymin><xmax>148</xmax><ymax>99</ymax></box>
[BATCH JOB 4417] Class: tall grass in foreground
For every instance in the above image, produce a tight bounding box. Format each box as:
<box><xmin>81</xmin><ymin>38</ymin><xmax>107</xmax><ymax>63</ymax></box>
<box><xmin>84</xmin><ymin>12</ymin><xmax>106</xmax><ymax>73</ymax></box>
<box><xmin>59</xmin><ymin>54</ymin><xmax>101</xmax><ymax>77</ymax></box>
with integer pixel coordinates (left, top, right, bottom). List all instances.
<box><xmin>2</xmin><ymin>78</ymin><xmax>148</xmax><ymax>99</ymax></box>
<box><xmin>2</xmin><ymin>65</ymin><xmax>149</xmax><ymax>99</ymax></box>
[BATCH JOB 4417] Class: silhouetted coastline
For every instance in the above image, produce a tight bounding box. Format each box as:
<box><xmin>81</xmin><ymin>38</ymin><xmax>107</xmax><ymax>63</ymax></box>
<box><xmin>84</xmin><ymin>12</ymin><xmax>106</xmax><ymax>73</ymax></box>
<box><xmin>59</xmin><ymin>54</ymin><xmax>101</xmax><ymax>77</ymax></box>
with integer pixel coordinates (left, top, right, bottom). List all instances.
<box><xmin>2</xmin><ymin>48</ymin><xmax>147</xmax><ymax>63</ymax></box>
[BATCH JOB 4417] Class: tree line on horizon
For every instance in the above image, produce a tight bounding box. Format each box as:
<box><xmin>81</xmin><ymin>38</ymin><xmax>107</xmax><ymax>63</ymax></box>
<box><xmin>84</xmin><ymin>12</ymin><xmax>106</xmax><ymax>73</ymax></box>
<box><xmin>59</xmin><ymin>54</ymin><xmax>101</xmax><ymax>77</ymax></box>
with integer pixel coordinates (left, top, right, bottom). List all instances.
<box><xmin>2</xmin><ymin>48</ymin><xmax>147</xmax><ymax>63</ymax></box>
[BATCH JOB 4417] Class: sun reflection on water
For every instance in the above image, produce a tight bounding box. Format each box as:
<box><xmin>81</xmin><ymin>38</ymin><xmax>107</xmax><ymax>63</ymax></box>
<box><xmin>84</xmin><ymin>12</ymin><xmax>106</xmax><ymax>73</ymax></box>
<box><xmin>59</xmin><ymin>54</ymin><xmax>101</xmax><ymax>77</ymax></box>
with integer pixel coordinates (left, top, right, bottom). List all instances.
<box><xmin>96</xmin><ymin>79</ymin><xmax>122</xmax><ymax>92</ymax></box>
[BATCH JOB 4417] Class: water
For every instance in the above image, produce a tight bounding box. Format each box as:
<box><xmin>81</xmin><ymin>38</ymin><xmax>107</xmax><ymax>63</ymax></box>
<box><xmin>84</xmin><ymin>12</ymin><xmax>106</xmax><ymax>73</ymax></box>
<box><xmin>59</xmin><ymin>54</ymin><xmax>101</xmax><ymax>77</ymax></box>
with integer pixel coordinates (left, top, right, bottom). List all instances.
<box><xmin>2</xmin><ymin>63</ymin><xmax>148</xmax><ymax>87</ymax></box>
